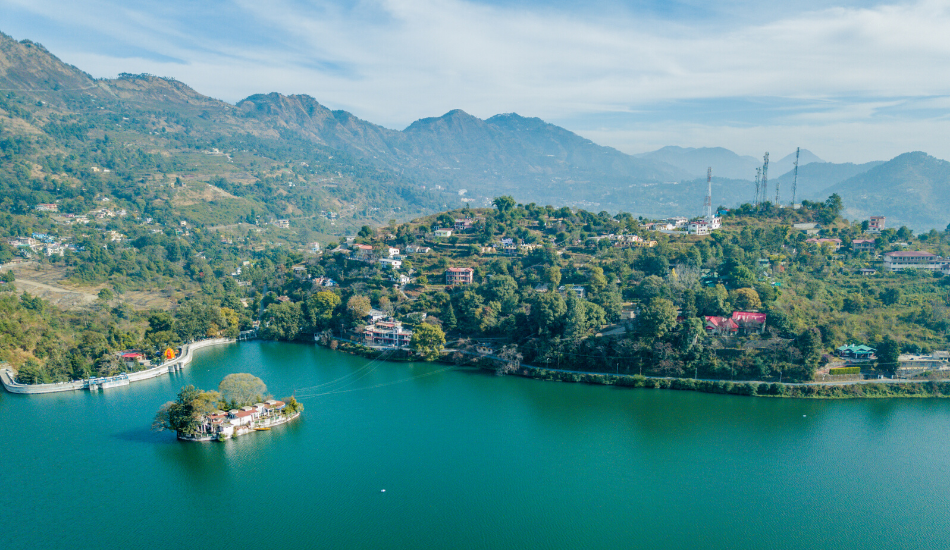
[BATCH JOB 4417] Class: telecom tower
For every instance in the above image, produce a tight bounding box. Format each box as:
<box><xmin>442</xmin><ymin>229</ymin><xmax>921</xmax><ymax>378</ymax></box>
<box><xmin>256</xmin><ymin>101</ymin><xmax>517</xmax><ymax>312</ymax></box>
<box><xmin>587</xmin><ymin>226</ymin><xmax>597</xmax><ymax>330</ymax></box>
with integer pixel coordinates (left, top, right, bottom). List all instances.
<box><xmin>775</xmin><ymin>160</ymin><xmax>781</xmax><ymax>205</ymax></box>
<box><xmin>790</xmin><ymin>147</ymin><xmax>800</xmax><ymax>207</ymax></box>
<box><xmin>704</xmin><ymin>167</ymin><xmax>713</xmax><ymax>219</ymax></box>
<box><xmin>760</xmin><ymin>152</ymin><xmax>769</xmax><ymax>207</ymax></box>
<box><xmin>754</xmin><ymin>167</ymin><xmax>761</xmax><ymax>206</ymax></box>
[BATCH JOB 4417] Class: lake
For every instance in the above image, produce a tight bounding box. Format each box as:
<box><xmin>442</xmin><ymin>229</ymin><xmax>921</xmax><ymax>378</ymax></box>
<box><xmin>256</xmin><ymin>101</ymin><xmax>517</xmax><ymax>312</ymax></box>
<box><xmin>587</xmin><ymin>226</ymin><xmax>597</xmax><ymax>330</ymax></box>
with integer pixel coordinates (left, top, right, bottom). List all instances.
<box><xmin>1</xmin><ymin>340</ymin><xmax>948</xmax><ymax>549</ymax></box>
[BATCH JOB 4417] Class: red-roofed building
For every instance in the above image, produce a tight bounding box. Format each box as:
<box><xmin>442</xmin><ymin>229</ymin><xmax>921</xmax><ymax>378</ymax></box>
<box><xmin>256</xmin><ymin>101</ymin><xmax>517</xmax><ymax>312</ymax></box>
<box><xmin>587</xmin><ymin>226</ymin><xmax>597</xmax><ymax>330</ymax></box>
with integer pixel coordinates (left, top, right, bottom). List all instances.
<box><xmin>705</xmin><ymin>312</ymin><xmax>767</xmax><ymax>335</ymax></box>
<box><xmin>446</xmin><ymin>267</ymin><xmax>474</xmax><ymax>285</ymax></box>
<box><xmin>704</xmin><ymin>316</ymin><xmax>738</xmax><ymax>335</ymax></box>
<box><xmin>852</xmin><ymin>239</ymin><xmax>875</xmax><ymax>252</ymax></box>
<box><xmin>731</xmin><ymin>312</ymin><xmax>767</xmax><ymax>334</ymax></box>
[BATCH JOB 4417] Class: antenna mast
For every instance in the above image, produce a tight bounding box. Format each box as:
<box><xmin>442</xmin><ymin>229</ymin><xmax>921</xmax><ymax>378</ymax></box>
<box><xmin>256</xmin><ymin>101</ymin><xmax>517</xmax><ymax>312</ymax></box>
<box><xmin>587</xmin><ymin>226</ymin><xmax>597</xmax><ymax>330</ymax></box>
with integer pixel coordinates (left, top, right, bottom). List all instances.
<box><xmin>754</xmin><ymin>168</ymin><xmax>761</xmax><ymax>206</ymax></box>
<box><xmin>760</xmin><ymin>152</ymin><xmax>770</xmax><ymax>207</ymax></box>
<box><xmin>790</xmin><ymin>147</ymin><xmax>800</xmax><ymax>207</ymax></box>
<box><xmin>704</xmin><ymin>167</ymin><xmax>712</xmax><ymax>219</ymax></box>
<box><xmin>775</xmin><ymin>157</ymin><xmax>781</xmax><ymax>206</ymax></box>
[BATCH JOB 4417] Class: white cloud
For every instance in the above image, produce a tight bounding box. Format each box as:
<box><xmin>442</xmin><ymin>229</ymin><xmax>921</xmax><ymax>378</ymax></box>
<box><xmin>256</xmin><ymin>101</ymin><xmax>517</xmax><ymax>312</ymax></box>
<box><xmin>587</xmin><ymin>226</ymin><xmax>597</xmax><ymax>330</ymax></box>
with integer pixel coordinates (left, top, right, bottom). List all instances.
<box><xmin>4</xmin><ymin>0</ymin><xmax>950</xmax><ymax>160</ymax></box>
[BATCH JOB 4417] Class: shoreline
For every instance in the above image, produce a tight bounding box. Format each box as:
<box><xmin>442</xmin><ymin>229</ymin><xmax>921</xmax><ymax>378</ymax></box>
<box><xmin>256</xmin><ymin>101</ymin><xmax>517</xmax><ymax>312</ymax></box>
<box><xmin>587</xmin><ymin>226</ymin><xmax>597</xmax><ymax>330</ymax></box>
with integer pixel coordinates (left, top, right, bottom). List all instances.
<box><xmin>0</xmin><ymin>338</ymin><xmax>236</xmax><ymax>395</ymax></box>
<box><xmin>178</xmin><ymin>411</ymin><xmax>301</xmax><ymax>442</ymax></box>
<box><xmin>317</xmin><ymin>338</ymin><xmax>950</xmax><ymax>399</ymax></box>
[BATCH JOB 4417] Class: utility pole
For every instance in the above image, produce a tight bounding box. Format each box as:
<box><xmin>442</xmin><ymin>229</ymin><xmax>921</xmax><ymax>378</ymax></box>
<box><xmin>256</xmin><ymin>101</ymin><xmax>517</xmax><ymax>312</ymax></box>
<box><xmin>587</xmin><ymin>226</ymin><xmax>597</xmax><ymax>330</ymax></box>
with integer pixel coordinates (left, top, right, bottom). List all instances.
<box><xmin>790</xmin><ymin>147</ymin><xmax>800</xmax><ymax>207</ymax></box>
<box><xmin>704</xmin><ymin>167</ymin><xmax>713</xmax><ymax>219</ymax></box>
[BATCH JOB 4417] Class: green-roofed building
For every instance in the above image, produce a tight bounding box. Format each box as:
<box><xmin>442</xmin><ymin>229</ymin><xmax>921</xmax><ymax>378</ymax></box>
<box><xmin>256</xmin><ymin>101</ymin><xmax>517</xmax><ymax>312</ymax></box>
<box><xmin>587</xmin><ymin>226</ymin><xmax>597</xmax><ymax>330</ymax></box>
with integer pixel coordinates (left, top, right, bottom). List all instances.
<box><xmin>836</xmin><ymin>344</ymin><xmax>876</xmax><ymax>360</ymax></box>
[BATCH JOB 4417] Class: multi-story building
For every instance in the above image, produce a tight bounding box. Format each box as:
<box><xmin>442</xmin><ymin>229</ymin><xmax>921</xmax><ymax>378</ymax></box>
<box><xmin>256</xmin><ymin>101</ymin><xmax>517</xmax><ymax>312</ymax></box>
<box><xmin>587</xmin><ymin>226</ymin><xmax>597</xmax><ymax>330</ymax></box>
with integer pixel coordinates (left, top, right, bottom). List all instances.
<box><xmin>869</xmin><ymin>216</ymin><xmax>885</xmax><ymax>232</ymax></box>
<box><xmin>363</xmin><ymin>320</ymin><xmax>413</xmax><ymax>348</ymax></box>
<box><xmin>883</xmin><ymin>251</ymin><xmax>946</xmax><ymax>272</ymax></box>
<box><xmin>445</xmin><ymin>267</ymin><xmax>474</xmax><ymax>285</ymax></box>
<box><xmin>852</xmin><ymin>238</ymin><xmax>875</xmax><ymax>252</ymax></box>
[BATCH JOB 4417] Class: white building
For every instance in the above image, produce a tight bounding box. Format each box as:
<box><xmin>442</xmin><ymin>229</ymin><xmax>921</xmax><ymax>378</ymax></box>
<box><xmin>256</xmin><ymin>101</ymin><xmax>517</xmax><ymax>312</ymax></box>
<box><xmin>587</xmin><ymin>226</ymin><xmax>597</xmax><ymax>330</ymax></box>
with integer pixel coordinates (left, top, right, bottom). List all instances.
<box><xmin>687</xmin><ymin>221</ymin><xmax>711</xmax><ymax>235</ymax></box>
<box><xmin>379</xmin><ymin>258</ymin><xmax>402</xmax><ymax>269</ymax></box>
<box><xmin>883</xmin><ymin>251</ymin><xmax>946</xmax><ymax>272</ymax></box>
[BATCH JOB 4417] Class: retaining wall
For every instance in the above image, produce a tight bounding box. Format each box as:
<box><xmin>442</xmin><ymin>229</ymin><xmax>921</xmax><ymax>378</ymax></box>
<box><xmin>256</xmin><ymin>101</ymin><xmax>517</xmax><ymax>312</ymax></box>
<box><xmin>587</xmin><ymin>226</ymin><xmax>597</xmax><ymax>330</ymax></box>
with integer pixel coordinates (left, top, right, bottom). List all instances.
<box><xmin>0</xmin><ymin>338</ymin><xmax>235</xmax><ymax>395</ymax></box>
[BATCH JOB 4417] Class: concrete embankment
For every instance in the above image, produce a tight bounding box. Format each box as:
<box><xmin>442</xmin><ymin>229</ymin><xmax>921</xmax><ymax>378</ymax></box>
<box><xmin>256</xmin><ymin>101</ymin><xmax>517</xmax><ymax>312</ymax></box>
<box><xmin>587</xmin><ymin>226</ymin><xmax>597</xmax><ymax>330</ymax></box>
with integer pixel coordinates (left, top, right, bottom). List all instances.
<box><xmin>0</xmin><ymin>338</ymin><xmax>235</xmax><ymax>395</ymax></box>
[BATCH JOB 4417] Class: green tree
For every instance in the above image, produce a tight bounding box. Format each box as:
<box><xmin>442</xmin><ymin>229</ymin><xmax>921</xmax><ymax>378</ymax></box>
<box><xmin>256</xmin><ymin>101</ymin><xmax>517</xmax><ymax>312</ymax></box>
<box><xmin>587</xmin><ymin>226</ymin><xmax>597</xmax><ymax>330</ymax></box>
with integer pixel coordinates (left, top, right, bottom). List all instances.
<box><xmin>260</xmin><ymin>301</ymin><xmax>303</xmax><ymax>341</ymax></box>
<box><xmin>15</xmin><ymin>358</ymin><xmax>47</xmax><ymax>384</ymax></box>
<box><xmin>410</xmin><ymin>322</ymin><xmax>446</xmax><ymax>361</ymax></box>
<box><xmin>442</xmin><ymin>303</ymin><xmax>458</xmax><ymax>331</ymax></box>
<box><xmin>795</xmin><ymin>328</ymin><xmax>822</xmax><ymax>375</ymax></box>
<box><xmin>493</xmin><ymin>195</ymin><xmax>516</xmax><ymax>214</ymax></box>
<box><xmin>731</xmin><ymin>288</ymin><xmax>762</xmax><ymax>311</ymax></box>
<box><xmin>880</xmin><ymin>287</ymin><xmax>902</xmax><ymax>306</ymax></box>
<box><xmin>306</xmin><ymin>291</ymin><xmax>341</xmax><ymax>330</ymax></box>
<box><xmin>565</xmin><ymin>294</ymin><xmax>589</xmax><ymax>343</ymax></box>
<box><xmin>152</xmin><ymin>385</ymin><xmax>221</xmax><ymax>436</ymax></box>
<box><xmin>219</xmin><ymin>373</ymin><xmax>269</xmax><ymax>407</ymax></box>
<box><xmin>346</xmin><ymin>294</ymin><xmax>371</xmax><ymax>321</ymax></box>
<box><xmin>876</xmin><ymin>337</ymin><xmax>900</xmax><ymax>375</ymax></box>
<box><xmin>637</xmin><ymin>298</ymin><xmax>677</xmax><ymax>341</ymax></box>
<box><xmin>219</xmin><ymin>307</ymin><xmax>241</xmax><ymax>338</ymax></box>
<box><xmin>544</xmin><ymin>266</ymin><xmax>562</xmax><ymax>288</ymax></box>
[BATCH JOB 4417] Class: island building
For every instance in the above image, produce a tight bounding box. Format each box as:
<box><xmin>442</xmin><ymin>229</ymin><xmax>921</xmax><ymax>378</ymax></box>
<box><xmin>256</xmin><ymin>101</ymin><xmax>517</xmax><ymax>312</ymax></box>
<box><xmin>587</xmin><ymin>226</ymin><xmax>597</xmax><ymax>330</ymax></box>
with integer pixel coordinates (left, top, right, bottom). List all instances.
<box><xmin>199</xmin><ymin>399</ymin><xmax>288</xmax><ymax>439</ymax></box>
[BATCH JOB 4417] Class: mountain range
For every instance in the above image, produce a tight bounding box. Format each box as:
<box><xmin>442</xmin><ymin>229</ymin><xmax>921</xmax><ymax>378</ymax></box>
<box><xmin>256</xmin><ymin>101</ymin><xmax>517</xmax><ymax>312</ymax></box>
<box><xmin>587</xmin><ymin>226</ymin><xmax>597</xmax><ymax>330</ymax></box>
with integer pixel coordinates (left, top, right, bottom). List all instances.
<box><xmin>1</xmin><ymin>30</ymin><xmax>949</xmax><ymax>231</ymax></box>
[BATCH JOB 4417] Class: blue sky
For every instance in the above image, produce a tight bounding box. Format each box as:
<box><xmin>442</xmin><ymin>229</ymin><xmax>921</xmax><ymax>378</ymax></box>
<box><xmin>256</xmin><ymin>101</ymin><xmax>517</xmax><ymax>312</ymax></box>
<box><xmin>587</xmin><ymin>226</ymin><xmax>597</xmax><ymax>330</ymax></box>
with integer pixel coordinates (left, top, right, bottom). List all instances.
<box><xmin>2</xmin><ymin>0</ymin><xmax>949</xmax><ymax>163</ymax></box>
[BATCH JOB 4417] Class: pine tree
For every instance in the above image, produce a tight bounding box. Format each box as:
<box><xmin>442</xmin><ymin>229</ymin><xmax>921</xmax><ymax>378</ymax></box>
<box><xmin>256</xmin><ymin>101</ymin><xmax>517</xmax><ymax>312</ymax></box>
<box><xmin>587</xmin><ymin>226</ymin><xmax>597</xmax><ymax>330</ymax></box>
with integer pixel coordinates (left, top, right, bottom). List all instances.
<box><xmin>443</xmin><ymin>303</ymin><xmax>457</xmax><ymax>331</ymax></box>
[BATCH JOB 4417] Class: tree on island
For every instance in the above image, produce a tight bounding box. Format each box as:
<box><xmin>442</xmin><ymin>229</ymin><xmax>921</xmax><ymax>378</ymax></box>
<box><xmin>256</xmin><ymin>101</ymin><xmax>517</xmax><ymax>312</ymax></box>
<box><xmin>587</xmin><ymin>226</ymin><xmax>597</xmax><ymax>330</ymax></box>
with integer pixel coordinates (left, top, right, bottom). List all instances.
<box><xmin>152</xmin><ymin>385</ymin><xmax>222</xmax><ymax>436</ymax></box>
<box><xmin>410</xmin><ymin>322</ymin><xmax>446</xmax><ymax>361</ymax></box>
<box><xmin>219</xmin><ymin>373</ymin><xmax>269</xmax><ymax>407</ymax></box>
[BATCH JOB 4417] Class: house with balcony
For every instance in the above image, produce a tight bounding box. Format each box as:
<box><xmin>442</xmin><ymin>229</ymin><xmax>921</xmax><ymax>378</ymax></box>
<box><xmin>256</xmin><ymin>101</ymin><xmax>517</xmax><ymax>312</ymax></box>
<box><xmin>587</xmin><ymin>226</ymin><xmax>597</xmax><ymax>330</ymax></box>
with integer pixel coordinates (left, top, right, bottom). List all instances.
<box><xmin>363</xmin><ymin>319</ymin><xmax>413</xmax><ymax>348</ymax></box>
<box><xmin>446</xmin><ymin>267</ymin><xmax>474</xmax><ymax>285</ymax></box>
<box><xmin>883</xmin><ymin>251</ymin><xmax>947</xmax><ymax>272</ymax></box>
<box><xmin>869</xmin><ymin>216</ymin><xmax>885</xmax><ymax>233</ymax></box>
<box><xmin>852</xmin><ymin>239</ymin><xmax>875</xmax><ymax>253</ymax></box>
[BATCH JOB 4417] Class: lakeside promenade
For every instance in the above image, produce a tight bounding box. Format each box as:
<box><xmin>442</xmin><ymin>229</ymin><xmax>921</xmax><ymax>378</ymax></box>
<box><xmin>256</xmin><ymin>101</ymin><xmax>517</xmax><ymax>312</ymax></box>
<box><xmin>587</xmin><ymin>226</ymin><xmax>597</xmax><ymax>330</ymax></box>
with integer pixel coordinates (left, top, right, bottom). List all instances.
<box><xmin>0</xmin><ymin>338</ymin><xmax>235</xmax><ymax>395</ymax></box>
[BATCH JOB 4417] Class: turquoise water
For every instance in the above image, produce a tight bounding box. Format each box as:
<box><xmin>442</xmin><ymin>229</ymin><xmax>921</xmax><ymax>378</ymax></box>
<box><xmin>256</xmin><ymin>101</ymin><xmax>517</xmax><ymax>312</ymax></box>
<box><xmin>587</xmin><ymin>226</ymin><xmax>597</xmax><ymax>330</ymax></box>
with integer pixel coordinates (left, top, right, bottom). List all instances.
<box><xmin>2</xmin><ymin>341</ymin><xmax>949</xmax><ymax>549</ymax></box>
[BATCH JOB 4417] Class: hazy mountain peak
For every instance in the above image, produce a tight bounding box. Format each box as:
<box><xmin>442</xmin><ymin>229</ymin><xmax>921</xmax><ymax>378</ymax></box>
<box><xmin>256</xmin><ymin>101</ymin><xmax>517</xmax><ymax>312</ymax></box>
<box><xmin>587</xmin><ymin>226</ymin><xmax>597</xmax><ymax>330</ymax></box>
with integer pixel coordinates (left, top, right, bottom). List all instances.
<box><xmin>636</xmin><ymin>145</ymin><xmax>760</xmax><ymax>179</ymax></box>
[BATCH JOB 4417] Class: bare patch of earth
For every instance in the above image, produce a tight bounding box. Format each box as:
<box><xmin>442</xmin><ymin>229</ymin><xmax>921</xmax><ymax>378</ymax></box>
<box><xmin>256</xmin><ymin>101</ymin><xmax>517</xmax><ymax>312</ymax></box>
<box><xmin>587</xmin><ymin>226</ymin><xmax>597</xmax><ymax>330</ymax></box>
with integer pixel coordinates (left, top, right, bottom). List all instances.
<box><xmin>1</xmin><ymin>262</ymin><xmax>174</xmax><ymax>310</ymax></box>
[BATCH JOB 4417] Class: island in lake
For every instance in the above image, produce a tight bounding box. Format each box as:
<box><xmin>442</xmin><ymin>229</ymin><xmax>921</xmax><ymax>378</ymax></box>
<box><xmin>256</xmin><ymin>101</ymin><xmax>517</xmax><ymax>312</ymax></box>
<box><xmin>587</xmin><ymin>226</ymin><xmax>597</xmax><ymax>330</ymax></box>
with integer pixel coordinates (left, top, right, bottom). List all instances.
<box><xmin>153</xmin><ymin>373</ymin><xmax>302</xmax><ymax>441</ymax></box>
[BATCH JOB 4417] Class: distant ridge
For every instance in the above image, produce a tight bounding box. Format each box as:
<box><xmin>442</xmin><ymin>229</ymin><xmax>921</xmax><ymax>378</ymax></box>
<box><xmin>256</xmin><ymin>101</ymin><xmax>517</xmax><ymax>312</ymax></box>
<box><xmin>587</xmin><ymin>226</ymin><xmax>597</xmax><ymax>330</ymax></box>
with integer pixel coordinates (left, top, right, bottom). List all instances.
<box><xmin>2</xmin><ymin>29</ymin><xmax>950</xmax><ymax>228</ymax></box>
<box><xmin>824</xmin><ymin>152</ymin><xmax>950</xmax><ymax>231</ymax></box>
<box><xmin>635</xmin><ymin>146</ymin><xmax>760</xmax><ymax>180</ymax></box>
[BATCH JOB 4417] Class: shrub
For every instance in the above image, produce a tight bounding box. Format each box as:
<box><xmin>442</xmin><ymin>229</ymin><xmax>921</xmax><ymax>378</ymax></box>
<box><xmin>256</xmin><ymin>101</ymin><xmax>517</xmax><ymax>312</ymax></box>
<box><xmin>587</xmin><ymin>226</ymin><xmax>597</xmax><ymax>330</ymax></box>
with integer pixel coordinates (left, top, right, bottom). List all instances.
<box><xmin>829</xmin><ymin>366</ymin><xmax>860</xmax><ymax>375</ymax></box>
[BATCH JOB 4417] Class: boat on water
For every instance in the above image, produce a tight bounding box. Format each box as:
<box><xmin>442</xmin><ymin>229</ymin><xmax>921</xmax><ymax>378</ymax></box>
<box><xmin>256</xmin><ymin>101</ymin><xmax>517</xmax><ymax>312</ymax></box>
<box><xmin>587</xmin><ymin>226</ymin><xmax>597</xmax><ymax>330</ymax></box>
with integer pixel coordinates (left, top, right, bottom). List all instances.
<box><xmin>255</xmin><ymin>427</ymin><xmax>271</xmax><ymax>431</ymax></box>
